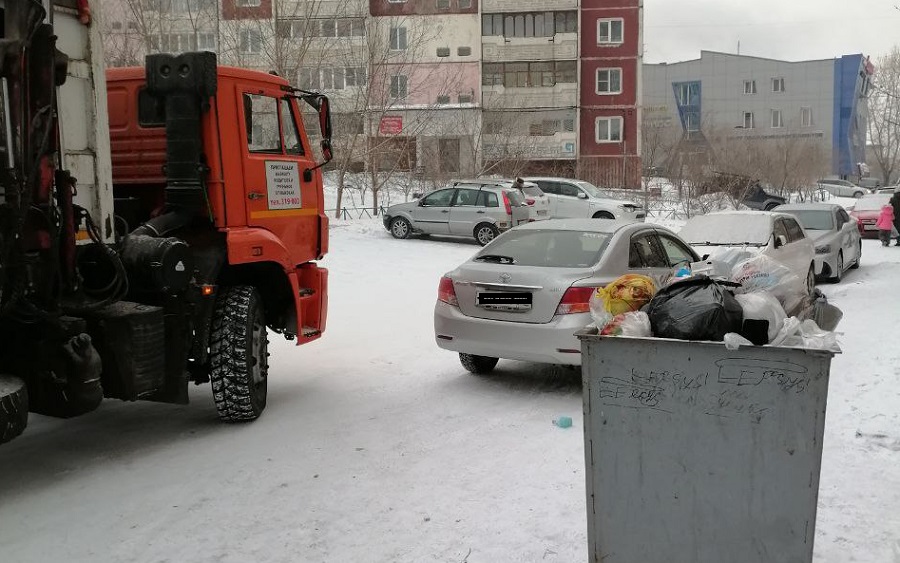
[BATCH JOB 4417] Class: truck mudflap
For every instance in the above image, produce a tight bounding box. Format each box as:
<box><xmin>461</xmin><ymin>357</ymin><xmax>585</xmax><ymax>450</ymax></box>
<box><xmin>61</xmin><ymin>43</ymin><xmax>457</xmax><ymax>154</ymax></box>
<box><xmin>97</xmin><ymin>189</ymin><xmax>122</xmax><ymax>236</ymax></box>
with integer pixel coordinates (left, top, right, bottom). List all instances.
<box><xmin>225</xmin><ymin>228</ymin><xmax>327</xmax><ymax>344</ymax></box>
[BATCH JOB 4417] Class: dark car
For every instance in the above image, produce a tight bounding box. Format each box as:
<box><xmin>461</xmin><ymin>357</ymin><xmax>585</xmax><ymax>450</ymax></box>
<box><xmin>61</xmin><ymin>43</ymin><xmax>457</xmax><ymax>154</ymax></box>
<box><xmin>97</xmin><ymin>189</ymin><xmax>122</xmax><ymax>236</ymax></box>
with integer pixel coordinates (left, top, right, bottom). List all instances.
<box><xmin>741</xmin><ymin>183</ymin><xmax>788</xmax><ymax>211</ymax></box>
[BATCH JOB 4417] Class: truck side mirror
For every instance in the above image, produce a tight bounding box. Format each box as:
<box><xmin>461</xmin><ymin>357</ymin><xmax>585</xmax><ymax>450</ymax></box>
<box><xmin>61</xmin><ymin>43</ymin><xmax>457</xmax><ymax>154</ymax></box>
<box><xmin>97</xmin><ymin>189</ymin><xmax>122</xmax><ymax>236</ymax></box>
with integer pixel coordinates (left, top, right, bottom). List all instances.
<box><xmin>577</xmin><ymin>192</ymin><xmax>588</xmax><ymax>199</ymax></box>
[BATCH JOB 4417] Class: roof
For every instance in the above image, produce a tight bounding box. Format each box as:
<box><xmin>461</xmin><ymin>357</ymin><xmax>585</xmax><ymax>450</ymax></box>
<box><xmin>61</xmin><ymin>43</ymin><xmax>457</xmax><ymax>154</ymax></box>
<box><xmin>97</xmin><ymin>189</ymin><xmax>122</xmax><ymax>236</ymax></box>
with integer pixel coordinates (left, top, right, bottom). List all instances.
<box><xmin>706</xmin><ymin>210</ymin><xmax>791</xmax><ymax>219</ymax></box>
<box><xmin>645</xmin><ymin>49</ymin><xmax>859</xmax><ymax>67</ymax></box>
<box><xmin>514</xmin><ymin>218</ymin><xmax>662</xmax><ymax>234</ymax></box>
<box><xmin>774</xmin><ymin>203</ymin><xmax>843</xmax><ymax>211</ymax></box>
<box><xmin>107</xmin><ymin>63</ymin><xmax>291</xmax><ymax>88</ymax></box>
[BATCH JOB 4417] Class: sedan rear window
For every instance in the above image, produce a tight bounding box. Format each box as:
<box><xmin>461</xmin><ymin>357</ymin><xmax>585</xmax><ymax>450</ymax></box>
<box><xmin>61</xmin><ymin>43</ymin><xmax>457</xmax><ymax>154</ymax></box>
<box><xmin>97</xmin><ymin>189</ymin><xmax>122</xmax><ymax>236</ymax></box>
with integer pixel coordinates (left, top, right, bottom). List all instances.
<box><xmin>475</xmin><ymin>230</ymin><xmax>610</xmax><ymax>268</ymax></box>
<box><xmin>853</xmin><ymin>194</ymin><xmax>891</xmax><ymax>211</ymax></box>
<box><xmin>782</xmin><ymin>210</ymin><xmax>834</xmax><ymax>230</ymax></box>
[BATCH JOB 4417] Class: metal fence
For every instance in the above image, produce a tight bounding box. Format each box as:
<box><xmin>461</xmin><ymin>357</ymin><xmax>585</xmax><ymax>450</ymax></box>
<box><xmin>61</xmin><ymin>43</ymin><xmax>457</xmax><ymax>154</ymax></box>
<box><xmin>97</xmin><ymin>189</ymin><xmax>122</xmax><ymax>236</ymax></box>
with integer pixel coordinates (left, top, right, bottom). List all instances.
<box><xmin>325</xmin><ymin>206</ymin><xmax>388</xmax><ymax>220</ymax></box>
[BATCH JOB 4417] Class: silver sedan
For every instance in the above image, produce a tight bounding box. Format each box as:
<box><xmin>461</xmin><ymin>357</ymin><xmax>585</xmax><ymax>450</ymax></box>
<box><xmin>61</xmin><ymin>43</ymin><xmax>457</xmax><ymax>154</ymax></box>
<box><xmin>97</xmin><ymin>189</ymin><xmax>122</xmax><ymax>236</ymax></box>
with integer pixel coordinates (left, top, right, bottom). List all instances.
<box><xmin>434</xmin><ymin>219</ymin><xmax>700</xmax><ymax>372</ymax></box>
<box><xmin>773</xmin><ymin>203</ymin><xmax>862</xmax><ymax>282</ymax></box>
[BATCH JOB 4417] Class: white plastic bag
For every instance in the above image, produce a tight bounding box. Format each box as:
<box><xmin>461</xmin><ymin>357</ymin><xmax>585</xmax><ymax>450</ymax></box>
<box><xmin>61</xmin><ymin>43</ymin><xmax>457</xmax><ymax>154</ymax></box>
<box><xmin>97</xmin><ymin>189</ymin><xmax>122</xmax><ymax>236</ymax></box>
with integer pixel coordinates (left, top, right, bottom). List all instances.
<box><xmin>693</xmin><ymin>248</ymin><xmax>756</xmax><ymax>278</ymax></box>
<box><xmin>731</xmin><ymin>255</ymin><xmax>806</xmax><ymax>313</ymax></box>
<box><xmin>599</xmin><ymin>311</ymin><xmax>652</xmax><ymax>337</ymax></box>
<box><xmin>770</xmin><ymin>317</ymin><xmax>840</xmax><ymax>352</ymax></box>
<box><xmin>724</xmin><ymin>333</ymin><xmax>754</xmax><ymax>350</ymax></box>
<box><xmin>734</xmin><ymin>292</ymin><xmax>786</xmax><ymax>342</ymax></box>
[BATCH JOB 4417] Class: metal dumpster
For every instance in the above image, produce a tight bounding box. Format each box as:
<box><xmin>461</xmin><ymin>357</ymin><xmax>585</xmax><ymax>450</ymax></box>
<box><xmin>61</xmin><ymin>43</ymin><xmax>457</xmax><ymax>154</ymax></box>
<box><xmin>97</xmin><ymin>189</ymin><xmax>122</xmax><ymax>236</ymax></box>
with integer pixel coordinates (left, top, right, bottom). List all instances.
<box><xmin>577</xmin><ymin>332</ymin><xmax>836</xmax><ymax>563</ymax></box>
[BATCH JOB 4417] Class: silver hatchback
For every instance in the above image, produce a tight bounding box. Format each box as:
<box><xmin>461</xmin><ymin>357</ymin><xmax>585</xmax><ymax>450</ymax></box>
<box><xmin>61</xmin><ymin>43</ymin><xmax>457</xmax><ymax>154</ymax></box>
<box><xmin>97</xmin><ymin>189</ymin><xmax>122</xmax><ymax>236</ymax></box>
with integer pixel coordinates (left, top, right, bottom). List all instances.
<box><xmin>383</xmin><ymin>183</ymin><xmax>531</xmax><ymax>245</ymax></box>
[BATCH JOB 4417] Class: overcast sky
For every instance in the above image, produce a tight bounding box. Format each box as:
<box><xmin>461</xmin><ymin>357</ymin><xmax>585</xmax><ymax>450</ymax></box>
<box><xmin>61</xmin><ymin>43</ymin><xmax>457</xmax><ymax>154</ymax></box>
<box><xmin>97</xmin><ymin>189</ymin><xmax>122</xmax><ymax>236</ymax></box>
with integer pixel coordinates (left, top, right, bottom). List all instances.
<box><xmin>643</xmin><ymin>0</ymin><xmax>900</xmax><ymax>65</ymax></box>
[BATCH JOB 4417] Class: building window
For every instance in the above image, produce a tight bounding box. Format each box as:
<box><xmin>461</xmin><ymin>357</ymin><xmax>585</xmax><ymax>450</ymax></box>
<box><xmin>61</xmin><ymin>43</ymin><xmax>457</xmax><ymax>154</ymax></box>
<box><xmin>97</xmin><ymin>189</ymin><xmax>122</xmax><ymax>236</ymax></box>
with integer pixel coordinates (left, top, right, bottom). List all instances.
<box><xmin>772</xmin><ymin>77</ymin><xmax>785</xmax><ymax>93</ymax></box>
<box><xmin>742</xmin><ymin>111</ymin><xmax>755</xmax><ymax>129</ymax></box>
<box><xmin>458</xmin><ymin>46</ymin><xmax>472</xmax><ymax>57</ymax></box>
<box><xmin>743</xmin><ymin>80</ymin><xmax>757</xmax><ymax>94</ymax></box>
<box><xmin>595</xmin><ymin>117</ymin><xmax>623</xmax><ymax>143</ymax></box>
<box><xmin>597</xmin><ymin>18</ymin><xmax>623</xmax><ymax>44</ymax></box>
<box><xmin>390</xmin><ymin>27</ymin><xmax>408</xmax><ymax>50</ymax></box>
<box><xmin>112</xmin><ymin>21</ymin><xmax>123</xmax><ymax>30</ymax></box>
<box><xmin>277</xmin><ymin>20</ymin><xmax>304</xmax><ymax>39</ymax></box>
<box><xmin>345</xmin><ymin>67</ymin><xmax>367</xmax><ymax>87</ymax></box>
<box><xmin>239</xmin><ymin>29</ymin><xmax>262</xmax><ymax>54</ymax></box>
<box><xmin>685</xmin><ymin>112</ymin><xmax>700</xmax><ymax>132</ymax></box>
<box><xmin>596</xmin><ymin>68</ymin><xmax>622</xmax><ymax>95</ymax></box>
<box><xmin>771</xmin><ymin>109</ymin><xmax>783</xmax><ymax>128</ymax></box>
<box><xmin>481</xmin><ymin>11</ymin><xmax>577</xmax><ymax>38</ymax></box>
<box><xmin>801</xmin><ymin>107</ymin><xmax>813</xmax><ymax>127</ymax></box>
<box><xmin>237</xmin><ymin>0</ymin><xmax>261</xmax><ymax>6</ymax></box>
<box><xmin>388</xmin><ymin>0</ymin><xmax>407</xmax><ymax>3</ymax></box>
<box><xmin>436</xmin><ymin>47</ymin><xmax>450</xmax><ymax>57</ymax></box>
<box><xmin>459</xmin><ymin>0</ymin><xmax>472</xmax><ymax>7</ymax></box>
<box><xmin>482</xmin><ymin>61</ymin><xmax>576</xmax><ymax>88</ymax></box>
<box><xmin>390</xmin><ymin>75</ymin><xmax>408</xmax><ymax>99</ymax></box>
<box><xmin>197</xmin><ymin>33</ymin><xmax>216</xmax><ymax>50</ymax></box>
<box><xmin>127</xmin><ymin>21</ymin><xmax>139</xmax><ymax>31</ymax></box>
<box><xmin>322</xmin><ymin>68</ymin><xmax>345</xmax><ymax>91</ymax></box>
<box><xmin>563</xmin><ymin>118</ymin><xmax>575</xmax><ymax>132</ymax></box>
<box><xmin>458</xmin><ymin>94</ymin><xmax>472</xmax><ymax>103</ymax></box>
<box><xmin>437</xmin><ymin>0</ymin><xmax>450</xmax><ymax>9</ymax></box>
<box><xmin>437</xmin><ymin>95</ymin><xmax>451</xmax><ymax>104</ymax></box>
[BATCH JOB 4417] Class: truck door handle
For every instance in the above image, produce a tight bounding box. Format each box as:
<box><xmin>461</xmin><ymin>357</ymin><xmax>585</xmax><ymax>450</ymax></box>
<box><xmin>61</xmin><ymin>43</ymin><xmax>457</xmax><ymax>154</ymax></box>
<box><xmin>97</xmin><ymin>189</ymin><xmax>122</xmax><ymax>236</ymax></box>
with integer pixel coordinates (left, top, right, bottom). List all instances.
<box><xmin>477</xmin><ymin>210</ymin><xmax>485</xmax><ymax>214</ymax></box>
<box><xmin>248</xmin><ymin>192</ymin><xmax>264</xmax><ymax>200</ymax></box>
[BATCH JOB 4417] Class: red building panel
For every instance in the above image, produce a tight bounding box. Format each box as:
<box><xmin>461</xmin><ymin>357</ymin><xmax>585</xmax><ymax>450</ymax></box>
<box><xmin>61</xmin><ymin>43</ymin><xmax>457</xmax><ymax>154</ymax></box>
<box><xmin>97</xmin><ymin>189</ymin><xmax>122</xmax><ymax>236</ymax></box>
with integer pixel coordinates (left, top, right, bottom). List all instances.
<box><xmin>579</xmin><ymin>0</ymin><xmax>642</xmax><ymax>187</ymax></box>
<box><xmin>222</xmin><ymin>0</ymin><xmax>273</xmax><ymax>20</ymax></box>
<box><xmin>370</xmin><ymin>0</ymin><xmax>478</xmax><ymax>17</ymax></box>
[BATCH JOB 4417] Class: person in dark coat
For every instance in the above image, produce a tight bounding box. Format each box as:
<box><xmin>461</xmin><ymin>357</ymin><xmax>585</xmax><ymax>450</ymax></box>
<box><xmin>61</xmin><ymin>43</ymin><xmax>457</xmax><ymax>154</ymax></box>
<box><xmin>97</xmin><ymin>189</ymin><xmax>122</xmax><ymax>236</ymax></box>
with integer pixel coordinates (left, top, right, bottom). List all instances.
<box><xmin>892</xmin><ymin>191</ymin><xmax>900</xmax><ymax>246</ymax></box>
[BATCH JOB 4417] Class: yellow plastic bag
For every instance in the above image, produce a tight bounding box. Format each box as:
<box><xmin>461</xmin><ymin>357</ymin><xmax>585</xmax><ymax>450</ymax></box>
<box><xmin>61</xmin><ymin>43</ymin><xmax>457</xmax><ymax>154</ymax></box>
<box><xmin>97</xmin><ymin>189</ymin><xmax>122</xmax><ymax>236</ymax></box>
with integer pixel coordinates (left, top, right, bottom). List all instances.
<box><xmin>590</xmin><ymin>274</ymin><xmax>657</xmax><ymax>328</ymax></box>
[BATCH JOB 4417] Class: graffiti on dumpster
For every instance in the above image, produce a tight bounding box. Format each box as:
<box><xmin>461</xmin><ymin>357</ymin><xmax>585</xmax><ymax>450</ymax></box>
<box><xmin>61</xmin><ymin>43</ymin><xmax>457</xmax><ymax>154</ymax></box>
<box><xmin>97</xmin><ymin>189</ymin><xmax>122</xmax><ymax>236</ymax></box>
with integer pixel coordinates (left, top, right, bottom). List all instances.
<box><xmin>595</xmin><ymin>359</ymin><xmax>823</xmax><ymax>424</ymax></box>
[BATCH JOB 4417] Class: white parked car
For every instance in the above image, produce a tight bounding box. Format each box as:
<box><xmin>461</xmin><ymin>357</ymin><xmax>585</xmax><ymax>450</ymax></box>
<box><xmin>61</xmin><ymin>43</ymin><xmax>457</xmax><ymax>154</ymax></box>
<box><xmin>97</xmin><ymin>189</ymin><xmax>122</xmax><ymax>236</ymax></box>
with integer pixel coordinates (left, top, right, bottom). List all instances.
<box><xmin>774</xmin><ymin>203</ymin><xmax>861</xmax><ymax>282</ymax></box>
<box><xmin>434</xmin><ymin>219</ymin><xmax>700</xmax><ymax>371</ymax></box>
<box><xmin>513</xmin><ymin>181</ymin><xmax>552</xmax><ymax>221</ymax></box>
<box><xmin>816</xmin><ymin>179</ymin><xmax>869</xmax><ymax>198</ymax></box>
<box><xmin>678</xmin><ymin>211</ymin><xmax>817</xmax><ymax>294</ymax></box>
<box><xmin>524</xmin><ymin>177</ymin><xmax>645</xmax><ymax>221</ymax></box>
<box><xmin>383</xmin><ymin>182</ymin><xmax>531</xmax><ymax>246</ymax></box>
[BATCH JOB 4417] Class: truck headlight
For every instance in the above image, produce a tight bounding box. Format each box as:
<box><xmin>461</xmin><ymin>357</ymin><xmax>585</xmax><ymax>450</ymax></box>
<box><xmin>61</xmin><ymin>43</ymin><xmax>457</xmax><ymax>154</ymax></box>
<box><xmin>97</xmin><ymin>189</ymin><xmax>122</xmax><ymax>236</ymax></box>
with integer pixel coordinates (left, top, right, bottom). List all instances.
<box><xmin>815</xmin><ymin>244</ymin><xmax>831</xmax><ymax>254</ymax></box>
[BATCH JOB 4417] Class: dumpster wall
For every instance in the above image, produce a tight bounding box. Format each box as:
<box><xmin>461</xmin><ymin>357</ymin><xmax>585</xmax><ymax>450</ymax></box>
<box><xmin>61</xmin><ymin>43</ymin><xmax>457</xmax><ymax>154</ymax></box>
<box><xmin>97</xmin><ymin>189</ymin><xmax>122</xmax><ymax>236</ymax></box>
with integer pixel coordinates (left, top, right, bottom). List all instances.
<box><xmin>579</xmin><ymin>335</ymin><xmax>834</xmax><ymax>563</ymax></box>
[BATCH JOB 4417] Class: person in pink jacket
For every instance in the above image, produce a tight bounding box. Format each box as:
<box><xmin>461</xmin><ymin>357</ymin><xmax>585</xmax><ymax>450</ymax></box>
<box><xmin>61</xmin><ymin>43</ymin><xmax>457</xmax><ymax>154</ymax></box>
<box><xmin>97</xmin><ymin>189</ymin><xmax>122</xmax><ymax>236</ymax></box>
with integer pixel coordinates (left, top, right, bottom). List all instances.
<box><xmin>876</xmin><ymin>204</ymin><xmax>896</xmax><ymax>246</ymax></box>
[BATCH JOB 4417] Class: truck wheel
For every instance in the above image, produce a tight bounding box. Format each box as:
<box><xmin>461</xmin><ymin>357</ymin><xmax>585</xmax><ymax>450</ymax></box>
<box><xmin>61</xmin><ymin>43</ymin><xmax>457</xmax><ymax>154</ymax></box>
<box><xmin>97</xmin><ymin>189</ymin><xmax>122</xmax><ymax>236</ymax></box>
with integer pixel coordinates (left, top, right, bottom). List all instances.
<box><xmin>390</xmin><ymin>217</ymin><xmax>411</xmax><ymax>239</ymax></box>
<box><xmin>474</xmin><ymin>223</ymin><xmax>499</xmax><ymax>246</ymax></box>
<box><xmin>459</xmin><ymin>353</ymin><xmax>499</xmax><ymax>374</ymax></box>
<box><xmin>209</xmin><ymin>286</ymin><xmax>268</xmax><ymax>422</ymax></box>
<box><xmin>0</xmin><ymin>375</ymin><xmax>28</xmax><ymax>445</ymax></box>
<box><xmin>592</xmin><ymin>211</ymin><xmax>615</xmax><ymax>219</ymax></box>
<box><xmin>853</xmin><ymin>191</ymin><xmax>864</xmax><ymax>199</ymax></box>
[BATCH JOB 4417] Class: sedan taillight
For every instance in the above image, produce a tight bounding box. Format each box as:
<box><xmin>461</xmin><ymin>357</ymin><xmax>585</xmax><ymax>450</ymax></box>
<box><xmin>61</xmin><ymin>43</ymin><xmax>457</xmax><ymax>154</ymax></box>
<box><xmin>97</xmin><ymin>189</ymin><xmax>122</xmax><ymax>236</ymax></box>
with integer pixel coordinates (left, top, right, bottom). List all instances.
<box><xmin>555</xmin><ymin>287</ymin><xmax>595</xmax><ymax>315</ymax></box>
<box><xmin>525</xmin><ymin>198</ymin><xmax>535</xmax><ymax>205</ymax></box>
<box><xmin>438</xmin><ymin>277</ymin><xmax>458</xmax><ymax>307</ymax></box>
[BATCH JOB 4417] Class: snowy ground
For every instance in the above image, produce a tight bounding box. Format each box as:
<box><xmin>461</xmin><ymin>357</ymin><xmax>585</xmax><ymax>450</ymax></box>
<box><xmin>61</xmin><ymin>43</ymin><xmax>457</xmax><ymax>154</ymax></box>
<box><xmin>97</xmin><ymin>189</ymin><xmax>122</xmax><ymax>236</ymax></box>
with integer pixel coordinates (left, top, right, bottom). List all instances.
<box><xmin>1</xmin><ymin>221</ymin><xmax>898</xmax><ymax>562</ymax></box>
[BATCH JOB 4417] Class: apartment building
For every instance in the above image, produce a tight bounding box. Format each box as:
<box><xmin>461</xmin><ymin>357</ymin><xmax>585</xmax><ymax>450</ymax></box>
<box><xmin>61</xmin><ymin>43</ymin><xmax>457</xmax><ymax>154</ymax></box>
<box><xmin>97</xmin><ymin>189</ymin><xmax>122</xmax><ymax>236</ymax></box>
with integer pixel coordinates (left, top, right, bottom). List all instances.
<box><xmin>101</xmin><ymin>0</ymin><xmax>644</xmax><ymax>187</ymax></box>
<box><xmin>643</xmin><ymin>51</ymin><xmax>873</xmax><ymax>179</ymax></box>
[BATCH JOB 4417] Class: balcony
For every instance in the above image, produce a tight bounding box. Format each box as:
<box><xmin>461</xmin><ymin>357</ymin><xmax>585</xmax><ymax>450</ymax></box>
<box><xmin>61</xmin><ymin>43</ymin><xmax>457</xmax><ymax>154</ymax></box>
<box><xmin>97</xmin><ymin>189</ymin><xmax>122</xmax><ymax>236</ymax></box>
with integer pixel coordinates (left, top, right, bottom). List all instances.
<box><xmin>481</xmin><ymin>0</ymin><xmax>577</xmax><ymax>13</ymax></box>
<box><xmin>482</xmin><ymin>83</ymin><xmax>577</xmax><ymax>109</ymax></box>
<box><xmin>483</xmin><ymin>132</ymin><xmax>577</xmax><ymax>160</ymax></box>
<box><xmin>482</xmin><ymin>34</ymin><xmax>577</xmax><ymax>62</ymax></box>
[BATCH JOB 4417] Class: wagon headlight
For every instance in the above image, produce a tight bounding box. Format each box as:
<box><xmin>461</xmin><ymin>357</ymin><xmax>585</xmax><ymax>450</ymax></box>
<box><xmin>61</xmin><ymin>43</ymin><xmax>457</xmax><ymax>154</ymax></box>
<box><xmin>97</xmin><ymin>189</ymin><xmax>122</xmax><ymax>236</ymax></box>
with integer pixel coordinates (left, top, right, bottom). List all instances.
<box><xmin>815</xmin><ymin>244</ymin><xmax>831</xmax><ymax>254</ymax></box>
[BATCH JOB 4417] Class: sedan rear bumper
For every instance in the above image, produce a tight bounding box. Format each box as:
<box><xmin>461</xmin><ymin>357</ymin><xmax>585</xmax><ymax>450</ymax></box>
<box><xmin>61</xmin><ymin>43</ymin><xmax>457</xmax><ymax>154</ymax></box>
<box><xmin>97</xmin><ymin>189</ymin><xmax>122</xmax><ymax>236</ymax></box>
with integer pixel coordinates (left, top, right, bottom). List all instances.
<box><xmin>434</xmin><ymin>301</ymin><xmax>587</xmax><ymax>365</ymax></box>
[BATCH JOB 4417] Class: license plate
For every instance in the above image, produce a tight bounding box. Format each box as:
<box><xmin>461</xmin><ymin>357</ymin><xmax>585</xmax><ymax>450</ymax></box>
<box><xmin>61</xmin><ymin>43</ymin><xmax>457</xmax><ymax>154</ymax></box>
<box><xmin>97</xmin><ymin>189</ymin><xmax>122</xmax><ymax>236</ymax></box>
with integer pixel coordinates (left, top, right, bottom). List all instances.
<box><xmin>477</xmin><ymin>292</ymin><xmax>532</xmax><ymax>311</ymax></box>
<box><xmin>864</xmin><ymin>224</ymin><xmax>878</xmax><ymax>231</ymax></box>
<box><xmin>537</xmin><ymin>210</ymin><xmax>548</xmax><ymax>216</ymax></box>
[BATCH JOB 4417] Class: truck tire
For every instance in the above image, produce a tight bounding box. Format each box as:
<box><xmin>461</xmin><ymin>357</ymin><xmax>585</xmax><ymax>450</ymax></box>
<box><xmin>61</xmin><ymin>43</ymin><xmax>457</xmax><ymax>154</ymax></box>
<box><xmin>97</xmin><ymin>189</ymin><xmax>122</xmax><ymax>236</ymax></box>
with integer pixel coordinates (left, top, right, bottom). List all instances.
<box><xmin>592</xmin><ymin>211</ymin><xmax>615</xmax><ymax>219</ymax></box>
<box><xmin>209</xmin><ymin>286</ymin><xmax>268</xmax><ymax>422</ymax></box>
<box><xmin>0</xmin><ymin>375</ymin><xmax>28</xmax><ymax>445</ymax></box>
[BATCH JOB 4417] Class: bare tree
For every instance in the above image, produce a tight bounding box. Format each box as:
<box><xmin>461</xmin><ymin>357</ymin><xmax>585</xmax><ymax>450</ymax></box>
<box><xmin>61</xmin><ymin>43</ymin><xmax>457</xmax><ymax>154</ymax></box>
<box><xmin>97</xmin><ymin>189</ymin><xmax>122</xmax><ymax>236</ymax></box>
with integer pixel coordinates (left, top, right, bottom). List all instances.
<box><xmin>868</xmin><ymin>47</ymin><xmax>900</xmax><ymax>185</ymax></box>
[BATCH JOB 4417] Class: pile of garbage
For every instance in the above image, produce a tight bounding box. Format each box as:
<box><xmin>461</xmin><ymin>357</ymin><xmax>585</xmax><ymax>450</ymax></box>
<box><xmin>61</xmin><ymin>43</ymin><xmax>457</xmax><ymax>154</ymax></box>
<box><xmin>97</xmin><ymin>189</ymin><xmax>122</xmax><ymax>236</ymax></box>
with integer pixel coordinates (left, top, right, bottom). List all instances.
<box><xmin>588</xmin><ymin>255</ymin><xmax>842</xmax><ymax>351</ymax></box>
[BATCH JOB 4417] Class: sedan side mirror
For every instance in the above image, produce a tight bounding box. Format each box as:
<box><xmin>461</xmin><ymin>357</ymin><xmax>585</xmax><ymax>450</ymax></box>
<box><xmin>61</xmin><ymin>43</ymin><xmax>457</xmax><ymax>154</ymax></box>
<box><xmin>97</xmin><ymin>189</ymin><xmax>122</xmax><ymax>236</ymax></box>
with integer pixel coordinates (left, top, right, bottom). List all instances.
<box><xmin>577</xmin><ymin>192</ymin><xmax>589</xmax><ymax>199</ymax></box>
<box><xmin>774</xmin><ymin>235</ymin><xmax>787</xmax><ymax>249</ymax></box>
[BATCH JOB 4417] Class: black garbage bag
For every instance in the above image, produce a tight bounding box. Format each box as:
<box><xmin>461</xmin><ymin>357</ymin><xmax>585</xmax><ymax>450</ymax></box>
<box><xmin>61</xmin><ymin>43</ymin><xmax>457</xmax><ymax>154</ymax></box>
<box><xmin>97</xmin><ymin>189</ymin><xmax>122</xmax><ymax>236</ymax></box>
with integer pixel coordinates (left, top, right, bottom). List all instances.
<box><xmin>645</xmin><ymin>275</ymin><xmax>744</xmax><ymax>341</ymax></box>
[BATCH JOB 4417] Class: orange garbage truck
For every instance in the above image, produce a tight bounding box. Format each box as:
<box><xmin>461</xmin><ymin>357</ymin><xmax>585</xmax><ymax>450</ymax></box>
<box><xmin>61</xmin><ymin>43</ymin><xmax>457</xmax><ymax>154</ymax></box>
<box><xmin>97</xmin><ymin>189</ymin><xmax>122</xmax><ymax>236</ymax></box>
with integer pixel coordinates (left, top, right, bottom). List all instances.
<box><xmin>0</xmin><ymin>1</ymin><xmax>332</xmax><ymax>444</ymax></box>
